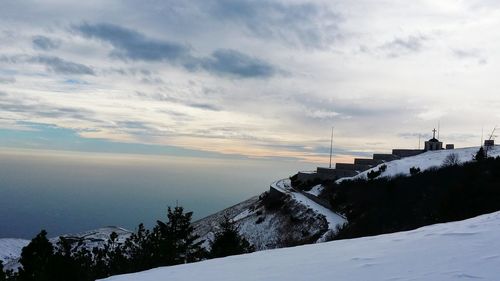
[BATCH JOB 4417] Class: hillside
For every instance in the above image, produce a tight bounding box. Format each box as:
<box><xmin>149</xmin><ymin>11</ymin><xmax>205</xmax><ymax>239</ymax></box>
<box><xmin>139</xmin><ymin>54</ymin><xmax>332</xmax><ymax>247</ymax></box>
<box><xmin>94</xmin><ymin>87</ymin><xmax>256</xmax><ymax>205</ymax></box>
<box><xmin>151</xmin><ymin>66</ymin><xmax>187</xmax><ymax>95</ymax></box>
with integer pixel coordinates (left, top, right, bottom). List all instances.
<box><xmin>193</xmin><ymin>179</ymin><xmax>346</xmax><ymax>250</ymax></box>
<box><xmin>342</xmin><ymin>145</ymin><xmax>500</xmax><ymax>182</ymax></box>
<box><xmin>0</xmin><ymin>227</ymin><xmax>131</xmax><ymax>271</ymax></box>
<box><xmin>100</xmin><ymin>210</ymin><xmax>500</xmax><ymax>281</ymax></box>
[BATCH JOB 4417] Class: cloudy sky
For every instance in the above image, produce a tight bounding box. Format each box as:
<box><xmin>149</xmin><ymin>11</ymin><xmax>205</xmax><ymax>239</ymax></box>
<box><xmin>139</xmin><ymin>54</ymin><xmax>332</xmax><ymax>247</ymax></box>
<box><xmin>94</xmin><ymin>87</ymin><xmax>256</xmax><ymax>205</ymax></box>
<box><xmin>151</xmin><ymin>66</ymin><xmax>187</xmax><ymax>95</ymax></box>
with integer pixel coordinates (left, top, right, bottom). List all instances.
<box><xmin>0</xmin><ymin>0</ymin><xmax>498</xmax><ymax>163</ymax></box>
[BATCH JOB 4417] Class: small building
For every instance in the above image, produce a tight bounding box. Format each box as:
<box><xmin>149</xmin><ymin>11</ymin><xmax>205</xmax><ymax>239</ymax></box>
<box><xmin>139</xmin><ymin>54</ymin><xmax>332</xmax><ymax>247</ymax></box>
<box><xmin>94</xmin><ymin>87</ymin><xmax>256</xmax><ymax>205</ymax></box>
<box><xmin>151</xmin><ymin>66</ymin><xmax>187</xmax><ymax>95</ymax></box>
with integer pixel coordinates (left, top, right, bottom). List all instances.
<box><xmin>424</xmin><ymin>129</ymin><xmax>443</xmax><ymax>151</ymax></box>
<box><xmin>446</xmin><ymin>144</ymin><xmax>455</xmax><ymax>150</ymax></box>
<box><xmin>485</xmin><ymin>140</ymin><xmax>495</xmax><ymax>147</ymax></box>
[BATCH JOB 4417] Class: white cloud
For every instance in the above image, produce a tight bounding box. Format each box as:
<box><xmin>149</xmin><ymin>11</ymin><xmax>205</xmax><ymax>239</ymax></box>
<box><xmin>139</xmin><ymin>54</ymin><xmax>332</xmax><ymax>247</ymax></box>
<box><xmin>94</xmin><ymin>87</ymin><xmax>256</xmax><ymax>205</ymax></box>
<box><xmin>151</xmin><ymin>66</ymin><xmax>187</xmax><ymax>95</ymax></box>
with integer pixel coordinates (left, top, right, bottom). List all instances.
<box><xmin>0</xmin><ymin>0</ymin><xmax>499</xmax><ymax>162</ymax></box>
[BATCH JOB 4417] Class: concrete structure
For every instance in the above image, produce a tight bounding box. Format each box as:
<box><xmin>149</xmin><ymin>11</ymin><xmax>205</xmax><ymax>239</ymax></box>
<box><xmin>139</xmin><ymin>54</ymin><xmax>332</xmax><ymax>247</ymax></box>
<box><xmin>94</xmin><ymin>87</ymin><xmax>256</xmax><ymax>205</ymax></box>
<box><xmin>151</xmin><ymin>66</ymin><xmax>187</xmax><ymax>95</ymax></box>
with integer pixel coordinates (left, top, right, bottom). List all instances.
<box><xmin>373</xmin><ymin>153</ymin><xmax>399</xmax><ymax>161</ymax></box>
<box><xmin>354</xmin><ymin>158</ymin><xmax>384</xmax><ymax>166</ymax></box>
<box><xmin>335</xmin><ymin>163</ymin><xmax>372</xmax><ymax>172</ymax></box>
<box><xmin>392</xmin><ymin>149</ymin><xmax>424</xmax><ymax>158</ymax></box>
<box><xmin>446</xmin><ymin>144</ymin><xmax>455</xmax><ymax>149</ymax></box>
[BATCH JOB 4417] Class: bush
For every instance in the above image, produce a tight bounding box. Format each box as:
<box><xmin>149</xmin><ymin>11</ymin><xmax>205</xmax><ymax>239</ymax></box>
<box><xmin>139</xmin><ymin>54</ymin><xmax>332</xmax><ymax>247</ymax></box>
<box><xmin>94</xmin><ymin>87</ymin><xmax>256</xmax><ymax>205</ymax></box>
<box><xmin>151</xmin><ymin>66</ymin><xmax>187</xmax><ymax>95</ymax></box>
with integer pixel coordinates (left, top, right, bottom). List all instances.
<box><xmin>475</xmin><ymin>147</ymin><xmax>486</xmax><ymax>161</ymax></box>
<box><xmin>209</xmin><ymin>217</ymin><xmax>254</xmax><ymax>258</ymax></box>
<box><xmin>329</xmin><ymin>157</ymin><xmax>500</xmax><ymax>240</ymax></box>
<box><xmin>443</xmin><ymin>153</ymin><xmax>460</xmax><ymax>166</ymax></box>
<box><xmin>367</xmin><ymin>169</ymin><xmax>382</xmax><ymax>180</ymax></box>
<box><xmin>409</xmin><ymin>166</ymin><xmax>421</xmax><ymax>175</ymax></box>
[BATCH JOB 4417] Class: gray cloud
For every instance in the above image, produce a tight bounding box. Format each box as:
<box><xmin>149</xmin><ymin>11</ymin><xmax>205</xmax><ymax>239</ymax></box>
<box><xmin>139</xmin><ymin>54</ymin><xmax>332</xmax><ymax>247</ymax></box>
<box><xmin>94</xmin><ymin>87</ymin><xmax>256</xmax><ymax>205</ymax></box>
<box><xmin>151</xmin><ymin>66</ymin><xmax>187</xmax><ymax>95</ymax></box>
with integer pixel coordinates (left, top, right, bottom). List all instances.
<box><xmin>74</xmin><ymin>23</ymin><xmax>276</xmax><ymax>78</ymax></box>
<box><xmin>30</xmin><ymin>55</ymin><xmax>95</xmax><ymax>75</ymax></box>
<box><xmin>203</xmin><ymin>0</ymin><xmax>340</xmax><ymax>49</ymax></box>
<box><xmin>0</xmin><ymin>96</ymin><xmax>94</xmax><ymax>121</ymax></box>
<box><xmin>0</xmin><ymin>76</ymin><xmax>15</xmax><ymax>84</ymax></box>
<box><xmin>380</xmin><ymin>35</ymin><xmax>428</xmax><ymax>57</ymax></box>
<box><xmin>198</xmin><ymin>49</ymin><xmax>275</xmax><ymax>78</ymax></box>
<box><xmin>32</xmin><ymin>35</ymin><xmax>60</xmax><ymax>51</ymax></box>
<box><xmin>77</xmin><ymin>23</ymin><xmax>190</xmax><ymax>62</ymax></box>
<box><xmin>0</xmin><ymin>54</ymin><xmax>95</xmax><ymax>75</ymax></box>
<box><xmin>452</xmin><ymin>49</ymin><xmax>487</xmax><ymax>64</ymax></box>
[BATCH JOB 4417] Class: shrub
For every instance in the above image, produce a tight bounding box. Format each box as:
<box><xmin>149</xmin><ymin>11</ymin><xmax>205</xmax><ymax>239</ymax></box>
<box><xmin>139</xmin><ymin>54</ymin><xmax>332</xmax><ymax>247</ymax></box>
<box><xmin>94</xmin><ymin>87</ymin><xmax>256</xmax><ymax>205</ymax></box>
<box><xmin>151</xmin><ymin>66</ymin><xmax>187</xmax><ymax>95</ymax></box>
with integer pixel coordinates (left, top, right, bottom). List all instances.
<box><xmin>443</xmin><ymin>153</ymin><xmax>460</xmax><ymax>166</ymax></box>
<box><xmin>409</xmin><ymin>166</ymin><xmax>421</xmax><ymax>175</ymax></box>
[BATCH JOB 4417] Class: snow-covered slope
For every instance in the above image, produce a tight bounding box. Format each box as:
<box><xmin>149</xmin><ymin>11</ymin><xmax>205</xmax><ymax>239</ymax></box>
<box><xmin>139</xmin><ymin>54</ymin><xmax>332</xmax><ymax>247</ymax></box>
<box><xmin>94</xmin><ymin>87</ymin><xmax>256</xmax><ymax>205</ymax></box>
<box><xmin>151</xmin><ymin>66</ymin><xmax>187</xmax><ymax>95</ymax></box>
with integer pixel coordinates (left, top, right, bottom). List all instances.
<box><xmin>0</xmin><ymin>226</ymin><xmax>131</xmax><ymax>271</ymax></box>
<box><xmin>340</xmin><ymin>145</ymin><xmax>500</xmax><ymax>182</ymax></box>
<box><xmin>101</xmin><ymin>210</ymin><xmax>500</xmax><ymax>281</ymax></box>
<box><xmin>193</xmin><ymin>178</ymin><xmax>346</xmax><ymax>250</ymax></box>
<box><xmin>0</xmin><ymin>239</ymin><xmax>29</xmax><ymax>270</ymax></box>
<box><xmin>193</xmin><ymin>190</ymin><xmax>331</xmax><ymax>250</ymax></box>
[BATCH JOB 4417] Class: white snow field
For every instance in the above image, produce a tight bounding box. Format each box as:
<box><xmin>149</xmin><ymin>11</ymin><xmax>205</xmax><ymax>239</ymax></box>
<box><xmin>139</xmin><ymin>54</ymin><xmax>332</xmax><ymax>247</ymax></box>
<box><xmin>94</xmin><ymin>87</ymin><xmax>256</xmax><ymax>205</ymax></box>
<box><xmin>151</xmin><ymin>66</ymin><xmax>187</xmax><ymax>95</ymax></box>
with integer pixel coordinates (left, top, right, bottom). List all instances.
<box><xmin>101</xmin><ymin>210</ymin><xmax>500</xmax><ymax>281</ymax></box>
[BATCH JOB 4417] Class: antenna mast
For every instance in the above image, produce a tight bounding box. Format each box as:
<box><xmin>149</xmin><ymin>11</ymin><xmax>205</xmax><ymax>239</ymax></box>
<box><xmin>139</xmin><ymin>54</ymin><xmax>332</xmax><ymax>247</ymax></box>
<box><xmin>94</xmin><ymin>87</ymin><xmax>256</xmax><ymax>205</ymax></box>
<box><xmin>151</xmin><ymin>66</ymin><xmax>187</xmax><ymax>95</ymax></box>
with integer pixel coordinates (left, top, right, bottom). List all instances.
<box><xmin>437</xmin><ymin>121</ymin><xmax>440</xmax><ymax>140</ymax></box>
<box><xmin>329</xmin><ymin>127</ymin><xmax>334</xmax><ymax>168</ymax></box>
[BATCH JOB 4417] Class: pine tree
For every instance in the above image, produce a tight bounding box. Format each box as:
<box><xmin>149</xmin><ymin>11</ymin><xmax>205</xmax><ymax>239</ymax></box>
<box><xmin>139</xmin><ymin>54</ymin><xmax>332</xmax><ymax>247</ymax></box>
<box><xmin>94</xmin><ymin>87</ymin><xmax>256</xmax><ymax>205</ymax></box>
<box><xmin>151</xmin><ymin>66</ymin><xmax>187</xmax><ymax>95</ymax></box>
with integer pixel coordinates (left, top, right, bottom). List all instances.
<box><xmin>123</xmin><ymin>223</ymin><xmax>153</xmax><ymax>272</ymax></box>
<box><xmin>151</xmin><ymin>206</ymin><xmax>205</xmax><ymax>266</ymax></box>
<box><xmin>475</xmin><ymin>147</ymin><xmax>486</xmax><ymax>161</ymax></box>
<box><xmin>209</xmin><ymin>216</ymin><xmax>254</xmax><ymax>258</ymax></box>
<box><xmin>0</xmin><ymin>260</ymin><xmax>6</xmax><ymax>281</ymax></box>
<box><xmin>17</xmin><ymin>230</ymin><xmax>54</xmax><ymax>281</ymax></box>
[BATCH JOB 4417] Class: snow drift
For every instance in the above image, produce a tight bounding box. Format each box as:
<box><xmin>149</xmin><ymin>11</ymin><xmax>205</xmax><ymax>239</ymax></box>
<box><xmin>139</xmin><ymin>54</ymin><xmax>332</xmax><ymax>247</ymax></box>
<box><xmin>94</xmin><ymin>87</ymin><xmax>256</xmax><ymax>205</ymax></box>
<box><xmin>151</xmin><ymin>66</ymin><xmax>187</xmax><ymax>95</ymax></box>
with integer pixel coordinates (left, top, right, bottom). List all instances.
<box><xmin>101</xmin><ymin>210</ymin><xmax>500</xmax><ymax>281</ymax></box>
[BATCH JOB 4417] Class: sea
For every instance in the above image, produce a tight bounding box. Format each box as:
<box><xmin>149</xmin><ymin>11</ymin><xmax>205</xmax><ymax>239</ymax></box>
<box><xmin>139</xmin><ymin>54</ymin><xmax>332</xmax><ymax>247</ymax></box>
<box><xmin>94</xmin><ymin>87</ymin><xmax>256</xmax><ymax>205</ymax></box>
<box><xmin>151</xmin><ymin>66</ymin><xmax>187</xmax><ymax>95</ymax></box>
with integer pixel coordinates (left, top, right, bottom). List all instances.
<box><xmin>0</xmin><ymin>149</ymin><xmax>314</xmax><ymax>238</ymax></box>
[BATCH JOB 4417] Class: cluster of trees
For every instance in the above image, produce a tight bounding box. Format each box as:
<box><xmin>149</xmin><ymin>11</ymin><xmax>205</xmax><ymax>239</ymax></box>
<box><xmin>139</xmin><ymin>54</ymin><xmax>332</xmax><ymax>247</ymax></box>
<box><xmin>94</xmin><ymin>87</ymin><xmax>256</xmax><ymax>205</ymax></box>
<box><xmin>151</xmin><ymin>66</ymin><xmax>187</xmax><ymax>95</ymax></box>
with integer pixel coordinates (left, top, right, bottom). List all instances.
<box><xmin>326</xmin><ymin>149</ymin><xmax>500</xmax><ymax>240</ymax></box>
<box><xmin>1</xmin><ymin>207</ymin><xmax>253</xmax><ymax>281</ymax></box>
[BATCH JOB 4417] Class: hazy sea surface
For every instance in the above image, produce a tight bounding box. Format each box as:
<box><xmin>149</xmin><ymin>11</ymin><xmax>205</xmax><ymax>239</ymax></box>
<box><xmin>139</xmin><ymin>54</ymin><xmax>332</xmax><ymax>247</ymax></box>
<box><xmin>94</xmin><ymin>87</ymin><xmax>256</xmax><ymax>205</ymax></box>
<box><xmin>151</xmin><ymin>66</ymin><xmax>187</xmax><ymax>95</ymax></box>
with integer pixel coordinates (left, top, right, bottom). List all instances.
<box><xmin>0</xmin><ymin>149</ymin><xmax>314</xmax><ymax>238</ymax></box>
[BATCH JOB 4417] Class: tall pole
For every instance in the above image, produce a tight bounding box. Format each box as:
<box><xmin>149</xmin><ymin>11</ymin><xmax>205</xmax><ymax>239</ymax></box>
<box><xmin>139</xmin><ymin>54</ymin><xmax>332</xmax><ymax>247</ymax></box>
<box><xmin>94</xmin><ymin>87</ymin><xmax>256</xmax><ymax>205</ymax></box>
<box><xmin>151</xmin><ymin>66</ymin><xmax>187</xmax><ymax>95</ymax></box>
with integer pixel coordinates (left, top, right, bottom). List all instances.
<box><xmin>437</xmin><ymin>121</ymin><xmax>440</xmax><ymax>140</ymax></box>
<box><xmin>329</xmin><ymin>127</ymin><xmax>334</xmax><ymax>168</ymax></box>
<box><xmin>481</xmin><ymin>126</ymin><xmax>484</xmax><ymax>147</ymax></box>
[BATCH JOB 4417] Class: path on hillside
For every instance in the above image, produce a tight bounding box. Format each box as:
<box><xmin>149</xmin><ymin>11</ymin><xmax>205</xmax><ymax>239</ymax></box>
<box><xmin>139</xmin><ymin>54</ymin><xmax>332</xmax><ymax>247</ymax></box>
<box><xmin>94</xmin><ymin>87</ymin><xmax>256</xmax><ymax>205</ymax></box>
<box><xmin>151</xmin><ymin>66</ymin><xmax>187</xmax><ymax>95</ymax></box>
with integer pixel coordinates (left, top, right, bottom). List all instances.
<box><xmin>271</xmin><ymin>179</ymin><xmax>346</xmax><ymax>241</ymax></box>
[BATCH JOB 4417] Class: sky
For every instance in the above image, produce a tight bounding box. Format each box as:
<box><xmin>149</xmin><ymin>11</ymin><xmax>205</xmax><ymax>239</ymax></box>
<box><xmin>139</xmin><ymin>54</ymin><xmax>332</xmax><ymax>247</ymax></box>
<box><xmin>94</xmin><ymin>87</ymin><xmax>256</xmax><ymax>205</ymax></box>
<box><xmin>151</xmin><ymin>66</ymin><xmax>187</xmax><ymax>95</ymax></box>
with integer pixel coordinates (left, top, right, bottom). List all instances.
<box><xmin>0</xmin><ymin>0</ymin><xmax>499</xmax><ymax>164</ymax></box>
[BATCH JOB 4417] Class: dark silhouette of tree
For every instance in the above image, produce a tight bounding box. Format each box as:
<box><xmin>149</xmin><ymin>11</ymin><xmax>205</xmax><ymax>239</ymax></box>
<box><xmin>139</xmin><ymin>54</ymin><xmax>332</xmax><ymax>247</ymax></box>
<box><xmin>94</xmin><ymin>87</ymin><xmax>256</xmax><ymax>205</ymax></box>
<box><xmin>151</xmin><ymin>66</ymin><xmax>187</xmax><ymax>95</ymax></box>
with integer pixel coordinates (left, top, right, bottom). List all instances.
<box><xmin>0</xmin><ymin>260</ymin><xmax>6</xmax><ymax>281</ymax></box>
<box><xmin>209</xmin><ymin>216</ymin><xmax>254</xmax><ymax>258</ymax></box>
<box><xmin>442</xmin><ymin>153</ymin><xmax>460</xmax><ymax>166</ymax></box>
<box><xmin>409</xmin><ymin>166</ymin><xmax>421</xmax><ymax>175</ymax></box>
<box><xmin>367</xmin><ymin>169</ymin><xmax>381</xmax><ymax>180</ymax></box>
<box><xmin>475</xmin><ymin>147</ymin><xmax>486</xmax><ymax>161</ymax></box>
<box><xmin>123</xmin><ymin>223</ymin><xmax>153</xmax><ymax>272</ymax></box>
<box><xmin>17</xmin><ymin>230</ymin><xmax>54</xmax><ymax>281</ymax></box>
<box><xmin>150</xmin><ymin>206</ymin><xmax>205</xmax><ymax>267</ymax></box>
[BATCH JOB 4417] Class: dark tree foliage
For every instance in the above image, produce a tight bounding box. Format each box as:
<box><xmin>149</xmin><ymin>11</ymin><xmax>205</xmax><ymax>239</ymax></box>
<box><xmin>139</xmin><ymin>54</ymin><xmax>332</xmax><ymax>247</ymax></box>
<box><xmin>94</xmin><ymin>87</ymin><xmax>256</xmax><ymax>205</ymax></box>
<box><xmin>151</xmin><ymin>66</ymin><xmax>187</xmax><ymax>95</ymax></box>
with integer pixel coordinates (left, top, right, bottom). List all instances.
<box><xmin>367</xmin><ymin>169</ymin><xmax>381</xmax><ymax>180</ymax></box>
<box><xmin>209</xmin><ymin>217</ymin><xmax>254</xmax><ymax>258</ymax></box>
<box><xmin>326</xmin><ymin>157</ymin><xmax>500</xmax><ymax>240</ymax></box>
<box><xmin>5</xmin><ymin>206</ymin><xmax>207</xmax><ymax>281</ymax></box>
<box><xmin>148</xmin><ymin>206</ymin><xmax>205</xmax><ymax>267</ymax></box>
<box><xmin>475</xmin><ymin>146</ymin><xmax>487</xmax><ymax>161</ymax></box>
<box><xmin>409</xmin><ymin>166</ymin><xmax>421</xmax><ymax>175</ymax></box>
<box><xmin>379</xmin><ymin>164</ymin><xmax>387</xmax><ymax>172</ymax></box>
<box><xmin>0</xmin><ymin>261</ymin><xmax>6</xmax><ymax>281</ymax></box>
<box><xmin>16</xmin><ymin>230</ymin><xmax>54</xmax><ymax>281</ymax></box>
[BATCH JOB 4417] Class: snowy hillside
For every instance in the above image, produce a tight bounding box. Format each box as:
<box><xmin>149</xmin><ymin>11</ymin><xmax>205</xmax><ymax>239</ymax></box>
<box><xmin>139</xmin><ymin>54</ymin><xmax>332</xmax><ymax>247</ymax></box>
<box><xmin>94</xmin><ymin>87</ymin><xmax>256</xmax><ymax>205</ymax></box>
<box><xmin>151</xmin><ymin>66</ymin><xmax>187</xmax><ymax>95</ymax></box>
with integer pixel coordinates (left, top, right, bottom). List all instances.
<box><xmin>0</xmin><ymin>226</ymin><xmax>131</xmax><ymax>271</ymax></box>
<box><xmin>101</xmin><ymin>210</ymin><xmax>500</xmax><ymax>281</ymax></box>
<box><xmin>0</xmin><ymin>239</ymin><xmax>29</xmax><ymax>270</ymax></box>
<box><xmin>340</xmin><ymin>145</ymin><xmax>500</xmax><ymax>182</ymax></box>
<box><xmin>193</xmin><ymin>178</ymin><xmax>346</xmax><ymax>250</ymax></box>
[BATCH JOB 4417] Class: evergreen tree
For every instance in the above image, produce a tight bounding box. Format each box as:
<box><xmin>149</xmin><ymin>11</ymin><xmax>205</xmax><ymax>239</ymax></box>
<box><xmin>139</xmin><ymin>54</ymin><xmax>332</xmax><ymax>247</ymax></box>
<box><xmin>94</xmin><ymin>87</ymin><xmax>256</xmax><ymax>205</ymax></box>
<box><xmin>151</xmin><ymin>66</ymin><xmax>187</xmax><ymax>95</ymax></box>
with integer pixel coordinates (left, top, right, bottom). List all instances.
<box><xmin>17</xmin><ymin>230</ymin><xmax>54</xmax><ymax>281</ymax></box>
<box><xmin>209</xmin><ymin>216</ymin><xmax>254</xmax><ymax>258</ymax></box>
<box><xmin>151</xmin><ymin>206</ymin><xmax>205</xmax><ymax>266</ymax></box>
<box><xmin>0</xmin><ymin>260</ymin><xmax>6</xmax><ymax>281</ymax></box>
<box><xmin>475</xmin><ymin>147</ymin><xmax>486</xmax><ymax>161</ymax></box>
<box><xmin>123</xmin><ymin>223</ymin><xmax>153</xmax><ymax>272</ymax></box>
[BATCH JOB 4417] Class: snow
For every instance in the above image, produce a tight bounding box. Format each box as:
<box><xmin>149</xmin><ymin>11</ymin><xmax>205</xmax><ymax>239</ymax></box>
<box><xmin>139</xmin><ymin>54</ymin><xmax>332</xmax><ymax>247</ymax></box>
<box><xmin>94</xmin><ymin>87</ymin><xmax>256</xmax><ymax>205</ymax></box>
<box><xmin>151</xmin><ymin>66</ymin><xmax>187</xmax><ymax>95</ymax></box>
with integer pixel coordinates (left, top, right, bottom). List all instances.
<box><xmin>271</xmin><ymin>179</ymin><xmax>346</xmax><ymax>241</ymax></box>
<box><xmin>0</xmin><ymin>226</ymin><xmax>131</xmax><ymax>271</ymax></box>
<box><xmin>100</xmin><ymin>210</ymin><xmax>500</xmax><ymax>281</ymax></box>
<box><xmin>0</xmin><ymin>239</ymin><xmax>29</xmax><ymax>270</ymax></box>
<box><xmin>305</xmin><ymin>184</ymin><xmax>323</xmax><ymax>196</ymax></box>
<box><xmin>339</xmin><ymin>145</ymin><xmax>500</xmax><ymax>182</ymax></box>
